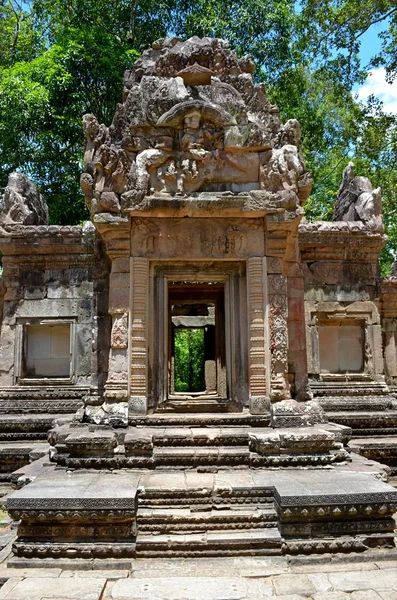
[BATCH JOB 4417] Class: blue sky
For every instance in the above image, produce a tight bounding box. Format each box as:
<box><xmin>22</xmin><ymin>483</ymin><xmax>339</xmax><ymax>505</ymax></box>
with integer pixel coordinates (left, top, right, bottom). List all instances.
<box><xmin>355</xmin><ymin>20</ymin><xmax>397</xmax><ymax>113</ymax></box>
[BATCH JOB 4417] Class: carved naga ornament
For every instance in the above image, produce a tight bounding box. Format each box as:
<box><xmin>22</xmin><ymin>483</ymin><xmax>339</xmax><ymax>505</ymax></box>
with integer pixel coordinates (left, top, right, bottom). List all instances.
<box><xmin>80</xmin><ymin>37</ymin><xmax>312</xmax><ymax>214</ymax></box>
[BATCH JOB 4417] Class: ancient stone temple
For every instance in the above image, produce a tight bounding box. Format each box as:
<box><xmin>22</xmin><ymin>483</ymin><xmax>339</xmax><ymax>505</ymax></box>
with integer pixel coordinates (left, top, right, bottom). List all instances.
<box><xmin>1</xmin><ymin>37</ymin><xmax>397</xmax><ymax>563</ymax></box>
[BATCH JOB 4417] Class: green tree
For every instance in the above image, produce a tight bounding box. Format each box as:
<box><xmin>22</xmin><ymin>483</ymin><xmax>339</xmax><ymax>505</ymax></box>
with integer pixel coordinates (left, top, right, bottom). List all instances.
<box><xmin>174</xmin><ymin>329</ymin><xmax>205</xmax><ymax>393</ymax></box>
<box><xmin>0</xmin><ymin>0</ymin><xmax>396</xmax><ymax>273</ymax></box>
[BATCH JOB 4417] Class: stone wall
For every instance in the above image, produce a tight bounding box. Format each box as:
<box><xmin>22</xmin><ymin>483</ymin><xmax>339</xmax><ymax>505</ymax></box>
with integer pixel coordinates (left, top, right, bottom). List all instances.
<box><xmin>0</xmin><ymin>222</ymin><xmax>110</xmax><ymax>401</ymax></box>
<box><xmin>381</xmin><ymin>262</ymin><xmax>397</xmax><ymax>386</ymax></box>
<box><xmin>299</xmin><ymin>220</ymin><xmax>386</xmax><ymax>384</ymax></box>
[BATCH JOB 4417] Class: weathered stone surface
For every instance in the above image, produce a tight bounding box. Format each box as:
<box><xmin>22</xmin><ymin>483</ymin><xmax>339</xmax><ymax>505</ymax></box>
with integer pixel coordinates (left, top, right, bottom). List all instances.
<box><xmin>271</xmin><ymin>400</ymin><xmax>328</xmax><ymax>428</ymax></box>
<box><xmin>106</xmin><ymin>576</ymin><xmax>271</xmax><ymax>600</ymax></box>
<box><xmin>1</xmin><ymin>577</ymin><xmax>106</xmax><ymax>599</ymax></box>
<box><xmin>81</xmin><ymin>37</ymin><xmax>311</xmax><ymax>213</ymax></box>
<box><xmin>272</xmin><ymin>573</ymin><xmax>317</xmax><ymax>596</ymax></box>
<box><xmin>333</xmin><ymin>162</ymin><xmax>383</xmax><ymax>231</ymax></box>
<box><xmin>0</xmin><ymin>172</ymin><xmax>48</xmax><ymax>227</ymax></box>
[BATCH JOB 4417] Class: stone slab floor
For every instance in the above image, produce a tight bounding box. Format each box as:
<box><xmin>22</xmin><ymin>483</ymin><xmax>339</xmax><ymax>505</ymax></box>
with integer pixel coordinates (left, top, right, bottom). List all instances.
<box><xmin>0</xmin><ymin>554</ymin><xmax>397</xmax><ymax>599</ymax></box>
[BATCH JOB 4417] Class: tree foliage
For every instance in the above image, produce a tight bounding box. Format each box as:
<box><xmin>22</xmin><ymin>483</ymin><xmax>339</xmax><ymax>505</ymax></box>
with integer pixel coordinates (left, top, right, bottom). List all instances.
<box><xmin>0</xmin><ymin>0</ymin><xmax>396</xmax><ymax>270</ymax></box>
<box><xmin>174</xmin><ymin>329</ymin><xmax>205</xmax><ymax>393</ymax></box>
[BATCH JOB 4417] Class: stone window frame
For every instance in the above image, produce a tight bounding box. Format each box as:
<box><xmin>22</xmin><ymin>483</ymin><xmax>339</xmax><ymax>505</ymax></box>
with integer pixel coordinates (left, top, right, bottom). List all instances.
<box><xmin>305</xmin><ymin>301</ymin><xmax>383</xmax><ymax>382</ymax></box>
<box><xmin>15</xmin><ymin>317</ymin><xmax>76</xmax><ymax>385</ymax></box>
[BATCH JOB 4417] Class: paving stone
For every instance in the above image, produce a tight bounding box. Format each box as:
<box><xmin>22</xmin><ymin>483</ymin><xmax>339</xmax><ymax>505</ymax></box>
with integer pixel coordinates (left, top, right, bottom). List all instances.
<box><xmin>292</xmin><ymin>563</ymin><xmax>378</xmax><ymax>574</ymax></box>
<box><xmin>0</xmin><ymin>568</ymin><xmax>62</xmax><ymax>578</ymax></box>
<box><xmin>0</xmin><ymin>578</ymin><xmax>22</xmax><ymax>600</ymax></box>
<box><xmin>328</xmin><ymin>571</ymin><xmax>397</xmax><ymax>592</ymax></box>
<box><xmin>312</xmin><ymin>594</ymin><xmax>351</xmax><ymax>600</ymax></box>
<box><xmin>185</xmin><ymin>472</ymin><xmax>215</xmax><ymax>490</ymax></box>
<box><xmin>378</xmin><ymin>593</ymin><xmax>397</xmax><ymax>600</ymax></box>
<box><xmin>307</xmin><ymin>574</ymin><xmax>333</xmax><ymax>593</ymax></box>
<box><xmin>351</xmin><ymin>592</ymin><xmax>383</xmax><ymax>600</ymax></box>
<box><xmin>131</xmin><ymin>558</ymin><xmax>242</xmax><ymax>578</ymax></box>
<box><xmin>1</xmin><ymin>577</ymin><xmax>106</xmax><ymax>599</ymax></box>
<box><xmin>60</xmin><ymin>570</ymin><xmax>129</xmax><ymax>578</ymax></box>
<box><xmin>273</xmin><ymin>574</ymin><xmax>317</xmax><ymax>597</ymax></box>
<box><xmin>240</xmin><ymin>565</ymin><xmax>287</xmax><ymax>577</ymax></box>
<box><xmin>106</xmin><ymin>576</ymin><xmax>272</xmax><ymax>599</ymax></box>
<box><xmin>138</xmin><ymin>471</ymin><xmax>186</xmax><ymax>491</ymax></box>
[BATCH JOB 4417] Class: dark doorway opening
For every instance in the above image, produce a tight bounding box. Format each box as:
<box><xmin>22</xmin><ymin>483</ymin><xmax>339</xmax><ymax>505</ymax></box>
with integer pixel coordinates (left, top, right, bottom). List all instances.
<box><xmin>168</xmin><ymin>284</ymin><xmax>226</xmax><ymax>401</ymax></box>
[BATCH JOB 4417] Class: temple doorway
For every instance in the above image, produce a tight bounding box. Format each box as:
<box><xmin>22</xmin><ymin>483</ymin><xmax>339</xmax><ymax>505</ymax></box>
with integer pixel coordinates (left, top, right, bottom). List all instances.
<box><xmin>168</xmin><ymin>284</ymin><xmax>227</xmax><ymax>409</ymax></box>
<box><xmin>147</xmin><ymin>262</ymin><xmax>248</xmax><ymax>413</ymax></box>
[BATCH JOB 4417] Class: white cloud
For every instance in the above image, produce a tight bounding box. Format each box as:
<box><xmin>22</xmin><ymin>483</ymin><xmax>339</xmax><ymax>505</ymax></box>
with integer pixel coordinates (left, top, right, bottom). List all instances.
<box><xmin>356</xmin><ymin>67</ymin><xmax>397</xmax><ymax>114</ymax></box>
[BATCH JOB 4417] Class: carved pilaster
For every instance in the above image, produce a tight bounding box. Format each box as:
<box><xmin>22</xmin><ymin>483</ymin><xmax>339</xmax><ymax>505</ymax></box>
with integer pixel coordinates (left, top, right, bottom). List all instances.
<box><xmin>104</xmin><ymin>258</ymin><xmax>130</xmax><ymax>418</ymax></box>
<box><xmin>268</xmin><ymin>272</ymin><xmax>290</xmax><ymax>401</ymax></box>
<box><xmin>129</xmin><ymin>257</ymin><xmax>149</xmax><ymax>415</ymax></box>
<box><xmin>247</xmin><ymin>257</ymin><xmax>269</xmax><ymax>414</ymax></box>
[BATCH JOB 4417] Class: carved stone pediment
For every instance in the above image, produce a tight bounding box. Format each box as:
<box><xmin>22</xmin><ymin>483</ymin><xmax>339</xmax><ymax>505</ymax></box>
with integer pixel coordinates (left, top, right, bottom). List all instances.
<box><xmin>80</xmin><ymin>37</ymin><xmax>312</xmax><ymax>215</ymax></box>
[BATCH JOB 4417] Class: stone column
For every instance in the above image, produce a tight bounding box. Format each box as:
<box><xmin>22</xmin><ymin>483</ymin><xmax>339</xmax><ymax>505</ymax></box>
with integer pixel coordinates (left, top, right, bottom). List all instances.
<box><xmin>267</xmin><ymin>264</ymin><xmax>291</xmax><ymax>402</ymax></box>
<box><xmin>247</xmin><ymin>257</ymin><xmax>269</xmax><ymax>414</ymax></box>
<box><xmin>102</xmin><ymin>255</ymin><xmax>130</xmax><ymax>425</ymax></box>
<box><xmin>204</xmin><ymin>325</ymin><xmax>216</xmax><ymax>392</ymax></box>
<box><xmin>129</xmin><ymin>257</ymin><xmax>149</xmax><ymax>415</ymax></box>
<box><xmin>287</xmin><ymin>275</ymin><xmax>311</xmax><ymax>399</ymax></box>
<box><xmin>384</xmin><ymin>320</ymin><xmax>397</xmax><ymax>381</ymax></box>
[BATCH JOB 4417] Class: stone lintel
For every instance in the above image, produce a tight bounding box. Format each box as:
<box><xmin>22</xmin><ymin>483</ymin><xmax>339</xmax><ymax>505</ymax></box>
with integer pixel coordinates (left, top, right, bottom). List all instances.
<box><xmin>0</xmin><ymin>225</ymin><xmax>96</xmax><ymax>257</ymax></box>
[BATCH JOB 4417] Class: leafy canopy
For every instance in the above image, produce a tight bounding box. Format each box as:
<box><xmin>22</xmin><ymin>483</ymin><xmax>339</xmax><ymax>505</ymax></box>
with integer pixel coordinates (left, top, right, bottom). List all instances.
<box><xmin>0</xmin><ymin>0</ymin><xmax>396</xmax><ymax>271</ymax></box>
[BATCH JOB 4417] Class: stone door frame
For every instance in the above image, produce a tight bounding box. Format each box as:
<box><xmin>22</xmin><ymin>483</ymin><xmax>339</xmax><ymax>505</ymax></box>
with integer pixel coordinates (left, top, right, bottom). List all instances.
<box><xmin>144</xmin><ymin>261</ymin><xmax>248</xmax><ymax>414</ymax></box>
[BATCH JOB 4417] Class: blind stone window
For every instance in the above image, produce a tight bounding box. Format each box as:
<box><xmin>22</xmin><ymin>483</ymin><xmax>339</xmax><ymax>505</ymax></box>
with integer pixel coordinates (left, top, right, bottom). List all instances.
<box><xmin>318</xmin><ymin>323</ymin><xmax>364</xmax><ymax>374</ymax></box>
<box><xmin>25</xmin><ymin>324</ymin><xmax>71</xmax><ymax>378</ymax></box>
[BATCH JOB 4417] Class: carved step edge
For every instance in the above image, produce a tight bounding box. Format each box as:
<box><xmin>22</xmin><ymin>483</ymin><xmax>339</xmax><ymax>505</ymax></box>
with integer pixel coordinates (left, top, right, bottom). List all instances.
<box><xmin>7</xmin><ymin>468</ymin><xmax>397</xmax><ymax>562</ymax></box>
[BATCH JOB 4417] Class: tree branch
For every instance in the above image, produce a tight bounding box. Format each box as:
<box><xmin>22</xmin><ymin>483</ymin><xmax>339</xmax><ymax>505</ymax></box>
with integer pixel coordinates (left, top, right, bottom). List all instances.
<box><xmin>129</xmin><ymin>0</ymin><xmax>139</xmax><ymax>45</ymax></box>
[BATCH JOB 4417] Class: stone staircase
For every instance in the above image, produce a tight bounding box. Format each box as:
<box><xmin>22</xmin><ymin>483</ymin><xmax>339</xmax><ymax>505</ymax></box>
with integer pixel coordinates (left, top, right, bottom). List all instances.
<box><xmin>0</xmin><ymin>387</ymin><xmax>86</xmax><ymax>493</ymax></box>
<box><xmin>312</xmin><ymin>382</ymin><xmax>397</xmax><ymax>474</ymax></box>
<box><xmin>136</xmin><ymin>484</ymin><xmax>282</xmax><ymax>557</ymax></box>
<box><xmin>52</xmin><ymin>416</ymin><xmax>350</xmax><ymax>471</ymax></box>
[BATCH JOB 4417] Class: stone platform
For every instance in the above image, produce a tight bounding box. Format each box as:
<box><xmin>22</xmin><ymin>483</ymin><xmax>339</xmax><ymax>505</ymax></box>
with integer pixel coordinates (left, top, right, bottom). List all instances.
<box><xmin>7</xmin><ymin>459</ymin><xmax>397</xmax><ymax>561</ymax></box>
<box><xmin>49</xmin><ymin>420</ymin><xmax>351</xmax><ymax>470</ymax></box>
<box><xmin>8</xmin><ymin>470</ymin><xmax>139</xmax><ymax>560</ymax></box>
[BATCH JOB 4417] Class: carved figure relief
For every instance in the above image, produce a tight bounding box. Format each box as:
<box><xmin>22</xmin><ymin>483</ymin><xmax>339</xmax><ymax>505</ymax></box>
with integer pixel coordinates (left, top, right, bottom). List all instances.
<box><xmin>111</xmin><ymin>313</ymin><xmax>128</xmax><ymax>349</ymax></box>
<box><xmin>131</xmin><ymin>218</ymin><xmax>263</xmax><ymax>259</ymax></box>
<box><xmin>268</xmin><ymin>274</ymin><xmax>290</xmax><ymax>401</ymax></box>
<box><xmin>80</xmin><ymin>38</ymin><xmax>312</xmax><ymax>214</ymax></box>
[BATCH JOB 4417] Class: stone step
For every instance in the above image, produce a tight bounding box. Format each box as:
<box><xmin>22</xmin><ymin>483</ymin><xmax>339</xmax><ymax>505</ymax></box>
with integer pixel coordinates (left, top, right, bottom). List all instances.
<box><xmin>350</xmin><ymin>437</ymin><xmax>397</xmax><ymax>475</ymax></box>
<box><xmin>311</xmin><ymin>383</ymin><xmax>390</xmax><ymax>397</ymax></box>
<box><xmin>153</xmin><ymin>446</ymin><xmax>250</xmax><ymax>467</ymax></box>
<box><xmin>136</xmin><ymin>527</ymin><xmax>282</xmax><ymax>557</ymax></box>
<box><xmin>0</xmin><ymin>442</ymin><xmax>48</xmax><ymax>482</ymax></box>
<box><xmin>138</xmin><ymin>506</ymin><xmax>277</xmax><ymax>532</ymax></box>
<box><xmin>139</xmin><ymin>487</ymin><xmax>274</xmax><ymax>507</ymax></box>
<box><xmin>0</xmin><ymin>387</ymin><xmax>87</xmax><ymax>415</ymax></box>
<box><xmin>130</xmin><ymin>412</ymin><xmax>270</xmax><ymax>428</ymax></box>
<box><xmin>157</xmin><ymin>398</ymin><xmax>229</xmax><ymax>413</ymax></box>
<box><xmin>326</xmin><ymin>411</ymin><xmax>397</xmax><ymax>435</ymax></box>
<box><xmin>0</xmin><ymin>414</ymin><xmax>72</xmax><ymax>441</ymax></box>
<box><xmin>152</xmin><ymin>427</ymin><xmax>250</xmax><ymax>447</ymax></box>
<box><xmin>319</xmin><ymin>396</ymin><xmax>394</xmax><ymax>412</ymax></box>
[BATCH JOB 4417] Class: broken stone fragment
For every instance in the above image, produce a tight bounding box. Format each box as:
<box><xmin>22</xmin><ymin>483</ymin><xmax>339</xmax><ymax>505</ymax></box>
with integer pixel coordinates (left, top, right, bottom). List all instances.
<box><xmin>333</xmin><ymin>162</ymin><xmax>383</xmax><ymax>231</ymax></box>
<box><xmin>124</xmin><ymin>431</ymin><xmax>154</xmax><ymax>456</ymax></box>
<box><xmin>65</xmin><ymin>430</ymin><xmax>118</xmax><ymax>456</ymax></box>
<box><xmin>0</xmin><ymin>172</ymin><xmax>48</xmax><ymax>226</ymax></box>
<box><xmin>270</xmin><ymin>399</ymin><xmax>328</xmax><ymax>428</ymax></box>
